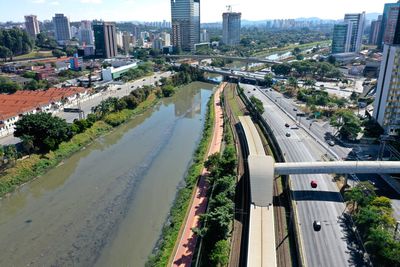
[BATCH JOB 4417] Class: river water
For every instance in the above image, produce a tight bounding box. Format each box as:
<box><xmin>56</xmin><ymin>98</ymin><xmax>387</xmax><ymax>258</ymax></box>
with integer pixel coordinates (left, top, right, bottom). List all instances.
<box><xmin>0</xmin><ymin>82</ymin><xmax>214</xmax><ymax>267</ymax></box>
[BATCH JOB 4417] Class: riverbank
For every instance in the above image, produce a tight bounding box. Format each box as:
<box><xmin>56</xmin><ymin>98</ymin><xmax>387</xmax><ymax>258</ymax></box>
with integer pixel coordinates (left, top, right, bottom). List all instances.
<box><xmin>0</xmin><ymin>93</ymin><xmax>160</xmax><ymax>198</ymax></box>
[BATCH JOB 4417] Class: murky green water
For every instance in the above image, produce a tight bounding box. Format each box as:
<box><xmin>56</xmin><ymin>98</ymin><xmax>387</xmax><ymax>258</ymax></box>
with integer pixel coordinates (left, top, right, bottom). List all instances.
<box><xmin>0</xmin><ymin>82</ymin><xmax>214</xmax><ymax>267</ymax></box>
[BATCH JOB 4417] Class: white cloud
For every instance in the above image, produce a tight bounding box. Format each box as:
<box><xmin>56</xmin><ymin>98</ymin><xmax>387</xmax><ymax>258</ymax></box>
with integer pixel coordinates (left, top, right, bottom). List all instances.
<box><xmin>81</xmin><ymin>0</ymin><xmax>102</xmax><ymax>3</ymax></box>
<box><xmin>32</xmin><ymin>0</ymin><xmax>46</xmax><ymax>3</ymax></box>
<box><xmin>50</xmin><ymin>1</ymin><xmax>60</xmax><ymax>5</ymax></box>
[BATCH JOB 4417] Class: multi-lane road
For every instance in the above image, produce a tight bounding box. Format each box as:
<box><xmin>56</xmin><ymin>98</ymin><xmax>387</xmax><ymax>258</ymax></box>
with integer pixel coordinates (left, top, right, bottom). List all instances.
<box><xmin>0</xmin><ymin>72</ymin><xmax>171</xmax><ymax>146</ymax></box>
<box><xmin>242</xmin><ymin>84</ymin><xmax>366</xmax><ymax>267</ymax></box>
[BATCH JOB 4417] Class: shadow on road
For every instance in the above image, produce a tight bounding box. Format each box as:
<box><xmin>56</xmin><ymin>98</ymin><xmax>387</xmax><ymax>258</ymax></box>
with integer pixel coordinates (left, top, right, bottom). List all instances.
<box><xmin>292</xmin><ymin>190</ymin><xmax>343</xmax><ymax>202</ymax></box>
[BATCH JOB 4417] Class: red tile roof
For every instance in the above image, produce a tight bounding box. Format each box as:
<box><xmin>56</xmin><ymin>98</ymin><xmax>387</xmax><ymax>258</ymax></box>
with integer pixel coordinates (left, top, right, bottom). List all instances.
<box><xmin>0</xmin><ymin>87</ymin><xmax>88</xmax><ymax>121</ymax></box>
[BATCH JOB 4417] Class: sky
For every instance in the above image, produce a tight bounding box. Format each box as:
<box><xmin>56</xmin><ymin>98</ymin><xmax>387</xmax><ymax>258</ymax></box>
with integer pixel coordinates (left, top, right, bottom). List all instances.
<box><xmin>0</xmin><ymin>0</ymin><xmax>395</xmax><ymax>23</ymax></box>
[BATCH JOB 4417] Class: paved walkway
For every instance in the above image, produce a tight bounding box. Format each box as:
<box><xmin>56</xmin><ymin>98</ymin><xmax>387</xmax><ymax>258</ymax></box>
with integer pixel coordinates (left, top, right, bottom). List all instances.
<box><xmin>172</xmin><ymin>83</ymin><xmax>226</xmax><ymax>266</ymax></box>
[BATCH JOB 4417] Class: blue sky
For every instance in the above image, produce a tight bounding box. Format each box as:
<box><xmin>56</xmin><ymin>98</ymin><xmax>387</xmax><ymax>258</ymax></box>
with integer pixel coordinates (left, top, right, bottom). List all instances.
<box><xmin>0</xmin><ymin>0</ymin><xmax>394</xmax><ymax>23</ymax></box>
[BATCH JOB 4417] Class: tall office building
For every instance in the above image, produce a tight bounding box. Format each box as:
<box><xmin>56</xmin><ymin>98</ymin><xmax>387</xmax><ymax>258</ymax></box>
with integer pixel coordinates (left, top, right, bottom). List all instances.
<box><xmin>369</xmin><ymin>16</ymin><xmax>382</xmax><ymax>45</ymax></box>
<box><xmin>171</xmin><ymin>0</ymin><xmax>200</xmax><ymax>51</ymax></box>
<box><xmin>53</xmin><ymin>14</ymin><xmax>71</xmax><ymax>44</ymax></box>
<box><xmin>222</xmin><ymin>10</ymin><xmax>241</xmax><ymax>46</ymax></box>
<box><xmin>122</xmin><ymin>31</ymin><xmax>131</xmax><ymax>54</ymax></box>
<box><xmin>78</xmin><ymin>20</ymin><xmax>94</xmax><ymax>46</ymax></box>
<box><xmin>24</xmin><ymin>15</ymin><xmax>40</xmax><ymax>38</ymax></box>
<box><xmin>378</xmin><ymin>1</ymin><xmax>400</xmax><ymax>48</ymax></box>
<box><xmin>344</xmin><ymin>12</ymin><xmax>366</xmax><ymax>52</ymax></box>
<box><xmin>161</xmin><ymin>32</ymin><xmax>171</xmax><ymax>46</ymax></box>
<box><xmin>200</xmin><ymin>29</ymin><xmax>209</xmax><ymax>43</ymax></box>
<box><xmin>373</xmin><ymin>44</ymin><xmax>400</xmax><ymax>135</ymax></box>
<box><xmin>331</xmin><ymin>22</ymin><xmax>353</xmax><ymax>54</ymax></box>
<box><xmin>93</xmin><ymin>22</ymin><xmax>118</xmax><ymax>58</ymax></box>
<box><xmin>374</xmin><ymin>8</ymin><xmax>400</xmax><ymax>134</ymax></box>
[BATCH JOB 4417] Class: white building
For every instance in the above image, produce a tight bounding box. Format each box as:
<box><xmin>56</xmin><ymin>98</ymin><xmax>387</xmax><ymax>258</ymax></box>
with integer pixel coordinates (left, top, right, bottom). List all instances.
<box><xmin>101</xmin><ymin>62</ymin><xmax>138</xmax><ymax>81</ymax></box>
<box><xmin>200</xmin><ymin>29</ymin><xmax>210</xmax><ymax>43</ymax></box>
<box><xmin>161</xmin><ymin>32</ymin><xmax>171</xmax><ymax>47</ymax></box>
<box><xmin>373</xmin><ymin>44</ymin><xmax>400</xmax><ymax>135</ymax></box>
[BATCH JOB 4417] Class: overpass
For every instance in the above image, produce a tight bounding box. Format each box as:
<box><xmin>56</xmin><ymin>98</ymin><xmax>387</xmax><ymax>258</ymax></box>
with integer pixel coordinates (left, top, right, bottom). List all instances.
<box><xmin>166</xmin><ymin>54</ymin><xmax>282</xmax><ymax>65</ymax></box>
<box><xmin>275</xmin><ymin>161</ymin><xmax>400</xmax><ymax>175</ymax></box>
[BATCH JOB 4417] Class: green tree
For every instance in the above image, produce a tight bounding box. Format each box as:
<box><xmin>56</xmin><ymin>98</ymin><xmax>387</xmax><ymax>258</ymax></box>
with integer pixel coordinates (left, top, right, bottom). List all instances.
<box><xmin>250</xmin><ymin>95</ymin><xmax>265</xmax><ymax>114</ymax></box>
<box><xmin>0</xmin><ymin>45</ymin><xmax>12</xmax><ymax>61</ymax></box>
<box><xmin>272</xmin><ymin>63</ymin><xmax>291</xmax><ymax>76</ymax></box>
<box><xmin>330</xmin><ymin>109</ymin><xmax>361</xmax><ymax>139</ymax></box>
<box><xmin>264</xmin><ymin>74</ymin><xmax>274</xmax><ymax>87</ymax></box>
<box><xmin>52</xmin><ymin>49</ymin><xmax>66</xmax><ymax>58</ymax></box>
<box><xmin>288</xmin><ymin>76</ymin><xmax>298</xmax><ymax>88</ymax></box>
<box><xmin>14</xmin><ymin>113</ymin><xmax>71</xmax><ymax>152</ymax></box>
<box><xmin>210</xmin><ymin>240</ymin><xmax>230</xmax><ymax>267</ymax></box>
<box><xmin>161</xmin><ymin>84</ymin><xmax>175</xmax><ymax>97</ymax></box>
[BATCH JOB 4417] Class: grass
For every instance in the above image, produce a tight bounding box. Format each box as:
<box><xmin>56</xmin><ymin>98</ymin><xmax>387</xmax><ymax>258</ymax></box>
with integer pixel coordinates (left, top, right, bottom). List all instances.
<box><xmin>225</xmin><ymin>84</ymin><xmax>244</xmax><ymax>118</ymax></box>
<box><xmin>146</xmin><ymin>93</ymin><xmax>215</xmax><ymax>267</ymax></box>
<box><xmin>253</xmin><ymin>40</ymin><xmax>331</xmax><ymax>57</ymax></box>
<box><xmin>13</xmin><ymin>50</ymin><xmax>53</xmax><ymax>60</ymax></box>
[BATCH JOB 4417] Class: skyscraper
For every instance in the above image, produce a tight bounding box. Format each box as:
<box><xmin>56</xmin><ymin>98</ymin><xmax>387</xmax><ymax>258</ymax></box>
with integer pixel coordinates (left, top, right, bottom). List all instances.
<box><xmin>378</xmin><ymin>1</ymin><xmax>400</xmax><ymax>48</ymax></box>
<box><xmin>373</xmin><ymin>44</ymin><xmax>400</xmax><ymax>135</ymax></box>
<box><xmin>331</xmin><ymin>22</ymin><xmax>353</xmax><ymax>54</ymax></box>
<box><xmin>24</xmin><ymin>15</ymin><xmax>40</xmax><ymax>38</ymax></box>
<box><xmin>122</xmin><ymin>31</ymin><xmax>131</xmax><ymax>54</ymax></box>
<box><xmin>374</xmin><ymin>8</ymin><xmax>400</xmax><ymax>134</ymax></box>
<box><xmin>79</xmin><ymin>20</ymin><xmax>94</xmax><ymax>46</ymax></box>
<box><xmin>93</xmin><ymin>22</ymin><xmax>118</xmax><ymax>58</ymax></box>
<box><xmin>222</xmin><ymin>10</ymin><xmax>241</xmax><ymax>46</ymax></box>
<box><xmin>53</xmin><ymin>14</ymin><xmax>71</xmax><ymax>44</ymax></box>
<box><xmin>171</xmin><ymin>0</ymin><xmax>200</xmax><ymax>51</ymax></box>
<box><xmin>344</xmin><ymin>12</ymin><xmax>366</xmax><ymax>52</ymax></box>
<box><xmin>369</xmin><ymin>16</ymin><xmax>382</xmax><ymax>45</ymax></box>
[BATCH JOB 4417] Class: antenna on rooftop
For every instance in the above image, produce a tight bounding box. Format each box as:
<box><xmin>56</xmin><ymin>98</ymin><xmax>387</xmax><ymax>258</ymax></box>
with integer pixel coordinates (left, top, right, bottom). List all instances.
<box><xmin>226</xmin><ymin>5</ymin><xmax>232</xmax><ymax>12</ymax></box>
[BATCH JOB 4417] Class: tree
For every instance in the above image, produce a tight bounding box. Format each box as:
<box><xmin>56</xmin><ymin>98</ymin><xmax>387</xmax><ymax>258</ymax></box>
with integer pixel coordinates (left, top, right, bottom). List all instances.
<box><xmin>304</xmin><ymin>79</ymin><xmax>316</xmax><ymax>88</ymax></box>
<box><xmin>250</xmin><ymin>95</ymin><xmax>265</xmax><ymax>114</ymax></box>
<box><xmin>210</xmin><ymin>240</ymin><xmax>230</xmax><ymax>267</ymax></box>
<box><xmin>287</xmin><ymin>76</ymin><xmax>298</xmax><ymax>89</ymax></box>
<box><xmin>327</xmin><ymin>55</ymin><xmax>336</xmax><ymax>65</ymax></box>
<box><xmin>264</xmin><ymin>74</ymin><xmax>274</xmax><ymax>87</ymax></box>
<box><xmin>272</xmin><ymin>63</ymin><xmax>291</xmax><ymax>76</ymax></box>
<box><xmin>52</xmin><ymin>49</ymin><xmax>66</xmax><ymax>58</ymax></box>
<box><xmin>14</xmin><ymin>113</ymin><xmax>71</xmax><ymax>152</ymax></box>
<box><xmin>330</xmin><ymin>109</ymin><xmax>361</xmax><ymax>139</ymax></box>
<box><xmin>161</xmin><ymin>84</ymin><xmax>175</xmax><ymax>97</ymax></box>
<box><xmin>0</xmin><ymin>46</ymin><xmax>12</xmax><ymax>61</ymax></box>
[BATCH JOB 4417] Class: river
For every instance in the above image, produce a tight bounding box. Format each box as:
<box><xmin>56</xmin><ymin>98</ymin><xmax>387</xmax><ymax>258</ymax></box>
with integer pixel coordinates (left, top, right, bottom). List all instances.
<box><xmin>0</xmin><ymin>82</ymin><xmax>214</xmax><ymax>267</ymax></box>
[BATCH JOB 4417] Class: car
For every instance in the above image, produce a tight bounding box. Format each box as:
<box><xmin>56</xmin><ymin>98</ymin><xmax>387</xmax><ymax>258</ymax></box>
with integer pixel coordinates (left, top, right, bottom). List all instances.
<box><xmin>327</xmin><ymin>140</ymin><xmax>335</xmax><ymax>146</ymax></box>
<box><xmin>285</xmin><ymin>132</ymin><xmax>291</xmax><ymax>137</ymax></box>
<box><xmin>290</xmin><ymin>125</ymin><xmax>299</xmax><ymax>129</ymax></box>
<box><xmin>293</xmin><ymin>108</ymin><xmax>298</xmax><ymax>111</ymax></box>
<box><xmin>310</xmin><ymin>180</ymin><xmax>318</xmax><ymax>188</ymax></box>
<box><xmin>285</xmin><ymin>123</ymin><xmax>290</xmax><ymax>127</ymax></box>
<box><xmin>313</xmin><ymin>220</ymin><xmax>321</xmax><ymax>231</ymax></box>
<box><xmin>253</xmin><ymin>88</ymin><xmax>256</xmax><ymax>91</ymax></box>
<box><xmin>117</xmin><ymin>87</ymin><xmax>122</xmax><ymax>90</ymax></box>
<box><xmin>143</xmin><ymin>79</ymin><xmax>146</xmax><ymax>81</ymax></box>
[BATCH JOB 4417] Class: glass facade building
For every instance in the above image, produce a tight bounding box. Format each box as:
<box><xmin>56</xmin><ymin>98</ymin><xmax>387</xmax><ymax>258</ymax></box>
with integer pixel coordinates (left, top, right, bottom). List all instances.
<box><xmin>171</xmin><ymin>0</ymin><xmax>200</xmax><ymax>51</ymax></box>
<box><xmin>222</xmin><ymin>12</ymin><xmax>241</xmax><ymax>46</ymax></box>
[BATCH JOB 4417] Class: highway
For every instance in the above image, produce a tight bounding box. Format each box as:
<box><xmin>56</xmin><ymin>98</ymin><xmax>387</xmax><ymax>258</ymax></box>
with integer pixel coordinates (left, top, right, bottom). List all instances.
<box><xmin>256</xmin><ymin>86</ymin><xmax>400</xmax><ymax>222</ymax></box>
<box><xmin>0</xmin><ymin>72</ymin><xmax>171</xmax><ymax>146</ymax></box>
<box><xmin>241</xmin><ymin>84</ymin><xmax>365</xmax><ymax>267</ymax></box>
